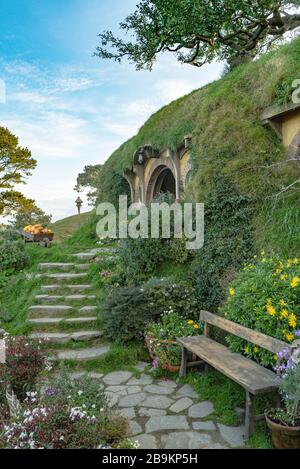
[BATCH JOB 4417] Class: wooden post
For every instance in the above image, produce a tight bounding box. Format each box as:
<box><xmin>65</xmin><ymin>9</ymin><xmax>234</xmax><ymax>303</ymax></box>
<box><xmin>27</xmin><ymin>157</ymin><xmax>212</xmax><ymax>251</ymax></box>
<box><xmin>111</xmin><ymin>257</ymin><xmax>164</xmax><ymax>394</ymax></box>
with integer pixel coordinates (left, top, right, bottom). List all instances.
<box><xmin>179</xmin><ymin>347</ymin><xmax>188</xmax><ymax>378</ymax></box>
<box><xmin>245</xmin><ymin>392</ymin><xmax>255</xmax><ymax>439</ymax></box>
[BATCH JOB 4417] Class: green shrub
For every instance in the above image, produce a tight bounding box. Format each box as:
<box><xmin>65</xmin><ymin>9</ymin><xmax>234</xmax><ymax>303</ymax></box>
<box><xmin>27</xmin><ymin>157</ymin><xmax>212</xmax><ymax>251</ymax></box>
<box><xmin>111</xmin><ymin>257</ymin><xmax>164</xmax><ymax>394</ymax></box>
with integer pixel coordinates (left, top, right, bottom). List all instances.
<box><xmin>102</xmin><ymin>285</ymin><xmax>159</xmax><ymax>343</ymax></box>
<box><xmin>147</xmin><ymin>280</ymin><xmax>200</xmax><ymax>320</ymax></box>
<box><xmin>192</xmin><ymin>176</ymin><xmax>254</xmax><ymax>311</ymax></box>
<box><xmin>222</xmin><ymin>255</ymin><xmax>300</xmax><ymax>367</ymax></box>
<box><xmin>0</xmin><ymin>228</ymin><xmax>22</xmax><ymax>241</ymax></box>
<box><xmin>118</xmin><ymin>237</ymin><xmax>169</xmax><ymax>282</ymax></box>
<box><xmin>146</xmin><ymin>311</ymin><xmax>202</xmax><ymax>367</ymax></box>
<box><xmin>0</xmin><ymin>239</ymin><xmax>30</xmax><ymax>274</ymax></box>
<box><xmin>102</xmin><ymin>280</ymin><xmax>200</xmax><ymax>343</ymax></box>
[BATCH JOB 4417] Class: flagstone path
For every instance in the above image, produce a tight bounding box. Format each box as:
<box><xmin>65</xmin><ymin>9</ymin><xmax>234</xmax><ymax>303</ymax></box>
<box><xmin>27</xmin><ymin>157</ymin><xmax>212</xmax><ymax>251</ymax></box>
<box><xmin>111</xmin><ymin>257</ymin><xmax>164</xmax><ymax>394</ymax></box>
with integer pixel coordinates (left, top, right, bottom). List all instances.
<box><xmin>69</xmin><ymin>365</ymin><xmax>246</xmax><ymax>450</ymax></box>
<box><xmin>26</xmin><ymin>248</ymin><xmax>246</xmax><ymax>449</ymax></box>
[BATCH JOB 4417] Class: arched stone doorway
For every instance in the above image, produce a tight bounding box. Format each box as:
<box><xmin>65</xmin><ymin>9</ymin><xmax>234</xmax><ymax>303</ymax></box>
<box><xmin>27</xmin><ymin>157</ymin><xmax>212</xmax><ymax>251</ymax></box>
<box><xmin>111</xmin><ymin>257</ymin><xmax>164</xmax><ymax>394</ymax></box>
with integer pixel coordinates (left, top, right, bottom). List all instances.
<box><xmin>146</xmin><ymin>164</ymin><xmax>177</xmax><ymax>205</ymax></box>
<box><xmin>122</xmin><ymin>139</ymin><xmax>192</xmax><ymax>205</ymax></box>
<box><xmin>153</xmin><ymin>168</ymin><xmax>176</xmax><ymax>199</ymax></box>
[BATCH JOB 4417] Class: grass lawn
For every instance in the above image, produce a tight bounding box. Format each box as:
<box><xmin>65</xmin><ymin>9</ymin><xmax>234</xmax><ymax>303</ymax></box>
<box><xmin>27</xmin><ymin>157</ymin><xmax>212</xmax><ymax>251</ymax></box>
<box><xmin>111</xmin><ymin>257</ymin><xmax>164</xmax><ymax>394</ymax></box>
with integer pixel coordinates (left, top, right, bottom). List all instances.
<box><xmin>50</xmin><ymin>211</ymin><xmax>92</xmax><ymax>243</ymax></box>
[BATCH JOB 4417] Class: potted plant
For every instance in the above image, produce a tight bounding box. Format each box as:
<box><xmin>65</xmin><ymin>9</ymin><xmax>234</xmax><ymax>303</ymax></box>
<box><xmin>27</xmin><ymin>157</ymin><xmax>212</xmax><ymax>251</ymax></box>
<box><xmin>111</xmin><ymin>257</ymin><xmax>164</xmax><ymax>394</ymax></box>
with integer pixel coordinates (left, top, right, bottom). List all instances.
<box><xmin>266</xmin><ymin>341</ymin><xmax>300</xmax><ymax>449</ymax></box>
<box><xmin>146</xmin><ymin>308</ymin><xmax>202</xmax><ymax>372</ymax></box>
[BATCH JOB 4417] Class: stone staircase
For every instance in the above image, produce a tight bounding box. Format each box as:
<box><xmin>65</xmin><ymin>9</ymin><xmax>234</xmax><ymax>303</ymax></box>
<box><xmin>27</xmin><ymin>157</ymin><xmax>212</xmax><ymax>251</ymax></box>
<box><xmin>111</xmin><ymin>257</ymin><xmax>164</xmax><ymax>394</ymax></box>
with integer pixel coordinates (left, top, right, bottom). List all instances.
<box><xmin>27</xmin><ymin>250</ymin><xmax>110</xmax><ymax>362</ymax></box>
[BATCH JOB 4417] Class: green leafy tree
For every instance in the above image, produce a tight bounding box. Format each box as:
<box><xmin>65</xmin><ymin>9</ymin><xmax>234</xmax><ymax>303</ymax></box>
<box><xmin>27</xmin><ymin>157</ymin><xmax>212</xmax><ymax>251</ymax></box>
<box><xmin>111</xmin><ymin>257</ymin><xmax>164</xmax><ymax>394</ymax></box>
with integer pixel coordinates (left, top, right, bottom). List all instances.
<box><xmin>74</xmin><ymin>164</ymin><xmax>102</xmax><ymax>204</ymax></box>
<box><xmin>12</xmin><ymin>204</ymin><xmax>52</xmax><ymax>230</ymax></box>
<box><xmin>96</xmin><ymin>0</ymin><xmax>300</xmax><ymax>69</ymax></box>
<box><xmin>0</xmin><ymin>127</ymin><xmax>37</xmax><ymax>215</ymax></box>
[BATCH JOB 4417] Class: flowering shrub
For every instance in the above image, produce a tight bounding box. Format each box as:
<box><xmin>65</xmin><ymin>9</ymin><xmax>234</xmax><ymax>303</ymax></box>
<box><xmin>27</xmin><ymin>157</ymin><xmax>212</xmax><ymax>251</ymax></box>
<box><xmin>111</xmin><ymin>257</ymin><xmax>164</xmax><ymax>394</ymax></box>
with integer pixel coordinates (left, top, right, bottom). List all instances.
<box><xmin>146</xmin><ymin>310</ymin><xmax>202</xmax><ymax>367</ymax></box>
<box><xmin>222</xmin><ymin>255</ymin><xmax>300</xmax><ymax>367</ymax></box>
<box><xmin>1</xmin><ymin>397</ymin><xmax>128</xmax><ymax>449</ymax></box>
<box><xmin>0</xmin><ymin>371</ymin><xmax>134</xmax><ymax>449</ymax></box>
<box><xmin>0</xmin><ymin>335</ymin><xmax>50</xmax><ymax>399</ymax></box>
<box><xmin>268</xmin><ymin>344</ymin><xmax>300</xmax><ymax>427</ymax></box>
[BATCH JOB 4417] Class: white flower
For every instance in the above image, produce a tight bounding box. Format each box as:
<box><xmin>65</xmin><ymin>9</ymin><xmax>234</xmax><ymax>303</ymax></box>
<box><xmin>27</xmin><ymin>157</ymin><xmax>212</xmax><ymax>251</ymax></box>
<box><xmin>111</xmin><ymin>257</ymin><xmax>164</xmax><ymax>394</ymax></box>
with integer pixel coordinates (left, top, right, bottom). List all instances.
<box><xmin>78</xmin><ymin>390</ymin><xmax>83</xmax><ymax>396</ymax></box>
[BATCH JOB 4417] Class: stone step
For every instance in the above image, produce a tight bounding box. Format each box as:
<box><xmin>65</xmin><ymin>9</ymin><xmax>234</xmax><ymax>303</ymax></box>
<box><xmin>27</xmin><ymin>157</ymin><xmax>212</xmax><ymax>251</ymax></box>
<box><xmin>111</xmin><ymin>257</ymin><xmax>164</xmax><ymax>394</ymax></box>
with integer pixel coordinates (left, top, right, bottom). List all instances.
<box><xmin>35</xmin><ymin>294</ymin><xmax>97</xmax><ymax>303</ymax></box>
<box><xmin>28</xmin><ymin>305</ymin><xmax>73</xmax><ymax>318</ymax></box>
<box><xmin>79</xmin><ymin>306</ymin><xmax>98</xmax><ymax>314</ymax></box>
<box><xmin>28</xmin><ymin>317</ymin><xmax>98</xmax><ymax>326</ymax></box>
<box><xmin>38</xmin><ymin>263</ymin><xmax>90</xmax><ymax>272</ymax></box>
<box><xmin>28</xmin><ymin>305</ymin><xmax>97</xmax><ymax>319</ymax></box>
<box><xmin>56</xmin><ymin>345</ymin><xmax>110</xmax><ymax>361</ymax></box>
<box><xmin>41</xmin><ymin>285</ymin><xmax>93</xmax><ymax>293</ymax></box>
<box><xmin>29</xmin><ymin>330</ymin><xmax>103</xmax><ymax>344</ymax></box>
<box><xmin>37</xmin><ymin>273</ymin><xmax>88</xmax><ymax>282</ymax></box>
<box><xmin>72</xmin><ymin>253</ymin><xmax>96</xmax><ymax>261</ymax></box>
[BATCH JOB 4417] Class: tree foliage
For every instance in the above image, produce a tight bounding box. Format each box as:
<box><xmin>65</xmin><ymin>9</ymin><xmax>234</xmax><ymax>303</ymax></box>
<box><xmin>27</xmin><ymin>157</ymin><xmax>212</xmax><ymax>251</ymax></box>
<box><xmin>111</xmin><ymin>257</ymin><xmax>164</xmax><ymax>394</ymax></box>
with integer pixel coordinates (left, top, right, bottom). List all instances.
<box><xmin>96</xmin><ymin>0</ymin><xmax>300</xmax><ymax>69</ymax></box>
<box><xmin>12</xmin><ymin>204</ymin><xmax>52</xmax><ymax>230</ymax></box>
<box><xmin>74</xmin><ymin>164</ymin><xmax>102</xmax><ymax>204</ymax></box>
<box><xmin>0</xmin><ymin>127</ymin><xmax>36</xmax><ymax>215</ymax></box>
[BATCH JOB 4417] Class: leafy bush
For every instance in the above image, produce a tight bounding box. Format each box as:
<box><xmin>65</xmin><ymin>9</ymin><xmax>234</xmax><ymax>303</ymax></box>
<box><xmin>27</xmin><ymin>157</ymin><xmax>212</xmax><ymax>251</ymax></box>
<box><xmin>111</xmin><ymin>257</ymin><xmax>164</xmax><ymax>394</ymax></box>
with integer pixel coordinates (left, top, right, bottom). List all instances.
<box><xmin>0</xmin><ymin>239</ymin><xmax>30</xmax><ymax>274</ymax></box>
<box><xmin>222</xmin><ymin>256</ymin><xmax>300</xmax><ymax>367</ymax></box>
<box><xmin>102</xmin><ymin>280</ymin><xmax>200</xmax><ymax>343</ymax></box>
<box><xmin>147</xmin><ymin>280</ymin><xmax>200</xmax><ymax>320</ymax></box>
<box><xmin>102</xmin><ymin>285</ymin><xmax>158</xmax><ymax>343</ymax></box>
<box><xmin>0</xmin><ymin>369</ymin><xmax>135</xmax><ymax>449</ymax></box>
<box><xmin>192</xmin><ymin>176</ymin><xmax>254</xmax><ymax>311</ymax></box>
<box><xmin>146</xmin><ymin>310</ymin><xmax>203</xmax><ymax>367</ymax></box>
<box><xmin>0</xmin><ymin>335</ymin><xmax>50</xmax><ymax>399</ymax></box>
<box><xmin>0</xmin><ymin>228</ymin><xmax>22</xmax><ymax>241</ymax></box>
<box><xmin>118</xmin><ymin>237</ymin><xmax>169</xmax><ymax>281</ymax></box>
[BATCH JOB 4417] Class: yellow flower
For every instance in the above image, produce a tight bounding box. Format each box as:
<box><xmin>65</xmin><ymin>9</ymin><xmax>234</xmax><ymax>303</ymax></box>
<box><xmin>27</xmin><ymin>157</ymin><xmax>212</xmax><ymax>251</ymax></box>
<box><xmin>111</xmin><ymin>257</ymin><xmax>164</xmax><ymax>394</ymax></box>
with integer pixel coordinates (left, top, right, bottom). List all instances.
<box><xmin>280</xmin><ymin>309</ymin><xmax>289</xmax><ymax>320</ymax></box>
<box><xmin>188</xmin><ymin>320</ymin><xmax>194</xmax><ymax>325</ymax></box>
<box><xmin>288</xmin><ymin>313</ymin><xmax>297</xmax><ymax>329</ymax></box>
<box><xmin>285</xmin><ymin>332</ymin><xmax>294</xmax><ymax>343</ymax></box>
<box><xmin>279</xmin><ymin>299</ymin><xmax>287</xmax><ymax>307</ymax></box>
<box><xmin>290</xmin><ymin>277</ymin><xmax>300</xmax><ymax>288</ymax></box>
<box><xmin>254</xmin><ymin>347</ymin><xmax>259</xmax><ymax>354</ymax></box>
<box><xmin>292</xmin><ymin>258</ymin><xmax>299</xmax><ymax>265</ymax></box>
<box><xmin>280</xmin><ymin>274</ymin><xmax>287</xmax><ymax>281</ymax></box>
<box><xmin>266</xmin><ymin>305</ymin><xmax>276</xmax><ymax>317</ymax></box>
<box><xmin>193</xmin><ymin>324</ymin><xmax>200</xmax><ymax>330</ymax></box>
<box><xmin>229</xmin><ymin>288</ymin><xmax>235</xmax><ymax>297</ymax></box>
<box><xmin>244</xmin><ymin>346</ymin><xmax>250</xmax><ymax>354</ymax></box>
<box><xmin>274</xmin><ymin>355</ymin><xmax>278</xmax><ymax>362</ymax></box>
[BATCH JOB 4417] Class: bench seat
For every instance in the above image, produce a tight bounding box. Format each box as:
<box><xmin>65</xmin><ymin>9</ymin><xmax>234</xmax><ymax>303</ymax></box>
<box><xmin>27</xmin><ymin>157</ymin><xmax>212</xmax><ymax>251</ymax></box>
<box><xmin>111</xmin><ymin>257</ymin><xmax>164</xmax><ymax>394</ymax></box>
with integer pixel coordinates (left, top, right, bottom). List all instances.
<box><xmin>177</xmin><ymin>335</ymin><xmax>280</xmax><ymax>395</ymax></box>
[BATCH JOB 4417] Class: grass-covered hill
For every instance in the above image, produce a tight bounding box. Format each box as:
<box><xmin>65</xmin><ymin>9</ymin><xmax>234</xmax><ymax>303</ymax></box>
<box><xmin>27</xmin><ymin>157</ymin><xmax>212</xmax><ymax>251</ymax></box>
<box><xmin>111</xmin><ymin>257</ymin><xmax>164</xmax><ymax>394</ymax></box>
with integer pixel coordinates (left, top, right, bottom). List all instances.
<box><xmin>97</xmin><ymin>38</ymin><xmax>300</xmax><ymax>256</ymax></box>
<box><xmin>50</xmin><ymin>211</ymin><xmax>92</xmax><ymax>242</ymax></box>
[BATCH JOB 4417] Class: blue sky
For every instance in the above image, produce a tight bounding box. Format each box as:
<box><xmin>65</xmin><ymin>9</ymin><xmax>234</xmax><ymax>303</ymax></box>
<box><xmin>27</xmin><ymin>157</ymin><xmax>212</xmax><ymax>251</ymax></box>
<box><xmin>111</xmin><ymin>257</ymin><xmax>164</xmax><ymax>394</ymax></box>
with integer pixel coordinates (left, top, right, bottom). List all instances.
<box><xmin>0</xmin><ymin>0</ymin><xmax>223</xmax><ymax>221</ymax></box>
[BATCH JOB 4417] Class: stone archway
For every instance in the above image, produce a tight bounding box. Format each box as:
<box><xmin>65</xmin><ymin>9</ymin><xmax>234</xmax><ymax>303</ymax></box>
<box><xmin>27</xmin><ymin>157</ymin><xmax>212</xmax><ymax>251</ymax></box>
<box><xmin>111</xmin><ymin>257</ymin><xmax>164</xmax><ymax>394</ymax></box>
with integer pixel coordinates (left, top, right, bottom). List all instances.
<box><xmin>288</xmin><ymin>130</ymin><xmax>300</xmax><ymax>161</ymax></box>
<box><xmin>145</xmin><ymin>159</ymin><xmax>178</xmax><ymax>205</ymax></box>
<box><xmin>122</xmin><ymin>139</ymin><xmax>192</xmax><ymax>205</ymax></box>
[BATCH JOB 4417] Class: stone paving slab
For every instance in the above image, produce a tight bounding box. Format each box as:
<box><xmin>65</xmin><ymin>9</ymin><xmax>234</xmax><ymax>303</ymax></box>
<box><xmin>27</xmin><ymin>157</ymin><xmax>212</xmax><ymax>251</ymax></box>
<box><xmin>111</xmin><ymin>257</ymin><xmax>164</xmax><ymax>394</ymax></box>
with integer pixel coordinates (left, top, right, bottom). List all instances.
<box><xmin>86</xmin><ymin>370</ymin><xmax>243</xmax><ymax>449</ymax></box>
<box><xmin>146</xmin><ymin>416</ymin><xmax>189</xmax><ymax>433</ymax></box>
<box><xmin>57</xmin><ymin>345</ymin><xmax>110</xmax><ymax>361</ymax></box>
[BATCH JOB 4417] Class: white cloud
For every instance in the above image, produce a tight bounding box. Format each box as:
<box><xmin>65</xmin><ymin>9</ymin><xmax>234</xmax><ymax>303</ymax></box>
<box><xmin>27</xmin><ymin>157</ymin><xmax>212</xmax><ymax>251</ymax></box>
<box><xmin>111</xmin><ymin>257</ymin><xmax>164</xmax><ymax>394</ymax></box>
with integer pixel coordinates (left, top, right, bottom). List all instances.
<box><xmin>154</xmin><ymin>79</ymin><xmax>197</xmax><ymax>102</ymax></box>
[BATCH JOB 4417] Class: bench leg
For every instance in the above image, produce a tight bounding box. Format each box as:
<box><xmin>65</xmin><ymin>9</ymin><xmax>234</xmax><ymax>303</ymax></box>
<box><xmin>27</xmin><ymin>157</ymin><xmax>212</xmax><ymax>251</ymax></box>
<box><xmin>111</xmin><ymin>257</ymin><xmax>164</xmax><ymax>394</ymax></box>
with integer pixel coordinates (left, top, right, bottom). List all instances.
<box><xmin>179</xmin><ymin>347</ymin><xmax>188</xmax><ymax>378</ymax></box>
<box><xmin>245</xmin><ymin>392</ymin><xmax>255</xmax><ymax>439</ymax></box>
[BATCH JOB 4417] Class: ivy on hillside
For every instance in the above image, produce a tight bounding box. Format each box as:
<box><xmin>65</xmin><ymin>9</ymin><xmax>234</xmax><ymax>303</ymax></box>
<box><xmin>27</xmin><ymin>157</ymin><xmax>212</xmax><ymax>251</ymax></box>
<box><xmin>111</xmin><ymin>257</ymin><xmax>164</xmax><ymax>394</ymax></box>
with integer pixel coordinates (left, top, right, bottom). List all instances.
<box><xmin>192</xmin><ymin>176</ymin><xmax>254</xmax><ymax>312</ymax></box>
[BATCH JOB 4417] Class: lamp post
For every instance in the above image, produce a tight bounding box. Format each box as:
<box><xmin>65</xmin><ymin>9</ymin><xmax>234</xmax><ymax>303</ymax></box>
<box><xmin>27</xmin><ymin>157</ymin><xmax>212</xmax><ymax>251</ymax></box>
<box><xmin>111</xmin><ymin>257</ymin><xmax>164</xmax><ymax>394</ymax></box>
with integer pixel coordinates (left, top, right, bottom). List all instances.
<box><xmin>75</xmin><ymin>196</ymin><xmax>83</xmax><ymax>215</ymax></box>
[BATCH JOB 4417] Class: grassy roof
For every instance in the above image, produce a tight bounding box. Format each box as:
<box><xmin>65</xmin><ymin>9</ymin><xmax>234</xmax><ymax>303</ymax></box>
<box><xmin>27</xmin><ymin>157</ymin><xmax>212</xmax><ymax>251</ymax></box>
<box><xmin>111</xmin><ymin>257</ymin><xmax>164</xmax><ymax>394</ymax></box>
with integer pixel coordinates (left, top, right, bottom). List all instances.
<box><xmin>98</xmin><ymin>38</ymin><xmax>300</xmax><ymax>256</ymax></box>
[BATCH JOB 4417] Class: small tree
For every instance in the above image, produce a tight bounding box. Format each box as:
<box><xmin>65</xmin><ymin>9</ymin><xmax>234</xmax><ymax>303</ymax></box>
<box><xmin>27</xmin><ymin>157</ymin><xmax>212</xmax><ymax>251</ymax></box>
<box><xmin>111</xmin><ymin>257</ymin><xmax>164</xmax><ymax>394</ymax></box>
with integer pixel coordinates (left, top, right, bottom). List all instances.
<box><xmin>74</xmin><ymin>164</ymin><xmax>103</xmax><ymax>205</ymax></box>
<box><xmin>0</xmin><ymin>127</ymin><xmax>36</xmax><ymax>215</ymax></box>
<box><xmin>96</xmin><ymin>1</ymin><xmax>300</xmax><ymax>69</ymax></box>
<box><xmin>12</xmin><ymin>204</ymin><xmax>52</xmax><ymax>230</ymax></box>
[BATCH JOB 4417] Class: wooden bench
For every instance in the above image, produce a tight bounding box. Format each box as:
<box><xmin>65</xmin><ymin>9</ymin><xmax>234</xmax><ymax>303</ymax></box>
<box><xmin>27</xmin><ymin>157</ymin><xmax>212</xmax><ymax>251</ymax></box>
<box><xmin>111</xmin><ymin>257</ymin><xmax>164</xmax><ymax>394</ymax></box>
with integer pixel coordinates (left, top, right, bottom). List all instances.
<box><xmin>177</xmin><ymin>311</ymin><xmax>289</xmax><ymax>438</ymax></box>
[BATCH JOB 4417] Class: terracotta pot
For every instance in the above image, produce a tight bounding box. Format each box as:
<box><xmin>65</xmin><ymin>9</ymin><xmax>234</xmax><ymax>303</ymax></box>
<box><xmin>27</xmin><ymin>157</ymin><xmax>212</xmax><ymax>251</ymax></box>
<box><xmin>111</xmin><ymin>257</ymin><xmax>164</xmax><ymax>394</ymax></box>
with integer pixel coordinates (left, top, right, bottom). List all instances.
<box><xmin>162</xmin><ymin>363</ymin><xmax>180</xmax><ymax>373</ymax></box>
<box><xmin>145</xmin><ymin>335</ymin><xmax>181</xmax><ymax>371</ymax></box>
<box><xmin>266</xmin><ymin>414</ymin><xmax>300</xmax><ymax>449</ymax></box>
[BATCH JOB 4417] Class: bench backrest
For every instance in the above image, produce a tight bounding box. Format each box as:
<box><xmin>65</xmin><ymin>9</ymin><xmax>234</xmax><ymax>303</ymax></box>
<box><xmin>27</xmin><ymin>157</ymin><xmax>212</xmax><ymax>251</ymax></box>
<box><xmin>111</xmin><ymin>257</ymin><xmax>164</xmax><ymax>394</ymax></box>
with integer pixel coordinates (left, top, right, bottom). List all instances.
<box><xmin>200</xmin><ymin>310</ymin><xmax>288</xmax><ymax>354</ymax></box>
